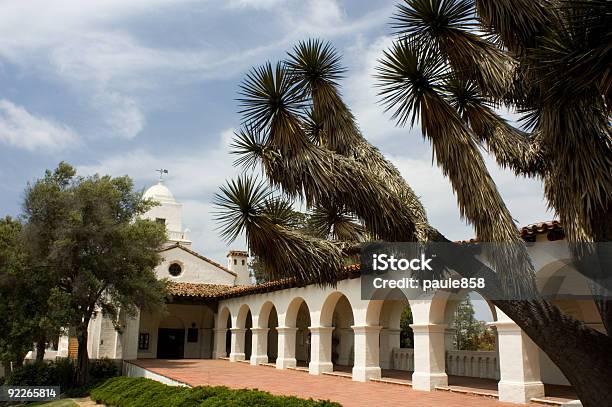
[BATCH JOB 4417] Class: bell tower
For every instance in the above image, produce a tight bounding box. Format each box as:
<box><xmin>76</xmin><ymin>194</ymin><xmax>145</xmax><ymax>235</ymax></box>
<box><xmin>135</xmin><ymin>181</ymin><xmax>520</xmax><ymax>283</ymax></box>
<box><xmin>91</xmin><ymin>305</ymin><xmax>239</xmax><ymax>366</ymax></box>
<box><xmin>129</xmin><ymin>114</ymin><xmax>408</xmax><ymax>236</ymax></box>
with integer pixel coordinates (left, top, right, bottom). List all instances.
<box><xmin>142</xmin><ymin>174</ymin><xmax>192</xmax><ymax>246</ymax></box>
<box><xmin>227</xmin><ymin>250</ymin><xmax>251</xmax><ymax>285</ymax></box>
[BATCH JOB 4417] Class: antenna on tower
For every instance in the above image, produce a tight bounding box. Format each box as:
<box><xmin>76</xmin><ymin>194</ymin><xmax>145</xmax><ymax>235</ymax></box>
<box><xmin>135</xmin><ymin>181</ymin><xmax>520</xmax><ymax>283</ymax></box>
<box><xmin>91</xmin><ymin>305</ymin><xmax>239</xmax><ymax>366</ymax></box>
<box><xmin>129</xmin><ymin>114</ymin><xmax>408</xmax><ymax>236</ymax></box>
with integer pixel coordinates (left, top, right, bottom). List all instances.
<box><xmin>156</xmin><ymin>169</ymin><xmax>168</xmax><ymax>181</ymax></box>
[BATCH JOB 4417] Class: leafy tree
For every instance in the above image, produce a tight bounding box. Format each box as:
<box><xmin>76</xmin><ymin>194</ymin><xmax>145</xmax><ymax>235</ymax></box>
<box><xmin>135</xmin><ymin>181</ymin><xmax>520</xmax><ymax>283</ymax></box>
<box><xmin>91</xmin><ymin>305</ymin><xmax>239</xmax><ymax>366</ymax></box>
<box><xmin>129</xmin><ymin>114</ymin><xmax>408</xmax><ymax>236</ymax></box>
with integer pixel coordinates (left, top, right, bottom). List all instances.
<box><xmin>452</xmin><ymin>298</ymin><xmax>495</xmax><ymax>351</ymax></box>
<box><xmin>214</xmin><ymin>24</ymin><xmax>611</xmax><ymax>405</ymax></box>
<box><xmin>0</xmin><ymin>216</ymin><xmax>35</xmax><ymax>369</ymax></box>
<box><xmin>399</xmin><ymin>305</ymin><xmax>413</xmax><ymax>348</ymax></box>
<box><xmin>249</xmin><ymin>257</ymin><xmax>269</xmax><ymax>284</ymax></box>
<box><xmin>22</xmin><ymin>163</ymin><xmax>169</xmax><ymax>385</ymax></box>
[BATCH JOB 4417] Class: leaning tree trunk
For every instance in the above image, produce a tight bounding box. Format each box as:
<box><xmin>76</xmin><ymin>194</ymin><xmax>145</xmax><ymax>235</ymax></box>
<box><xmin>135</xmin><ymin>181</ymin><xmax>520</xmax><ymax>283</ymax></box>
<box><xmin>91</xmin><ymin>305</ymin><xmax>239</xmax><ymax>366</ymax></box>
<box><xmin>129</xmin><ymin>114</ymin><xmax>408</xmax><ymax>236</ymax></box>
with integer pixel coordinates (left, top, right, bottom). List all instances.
<box><xmin>75</xmin><ymin>321</ymin><xmax>89</xmax><ymax>386</ymax></box>
<box><xmin>495</xmin><ymin>300</ymin><xmax>612</xmax><ymax>407</ymax></box>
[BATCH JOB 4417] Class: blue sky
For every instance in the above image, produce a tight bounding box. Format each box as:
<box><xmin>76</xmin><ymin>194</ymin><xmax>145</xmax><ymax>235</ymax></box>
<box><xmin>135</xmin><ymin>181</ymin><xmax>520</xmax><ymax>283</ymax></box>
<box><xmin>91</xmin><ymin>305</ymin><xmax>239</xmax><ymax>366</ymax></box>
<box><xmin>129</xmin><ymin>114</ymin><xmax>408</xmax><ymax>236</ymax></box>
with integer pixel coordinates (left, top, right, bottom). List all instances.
<box><xmin>0</xmin><ymin>0</ymin><xmax>552</xmax><ymax>276</ymax></box>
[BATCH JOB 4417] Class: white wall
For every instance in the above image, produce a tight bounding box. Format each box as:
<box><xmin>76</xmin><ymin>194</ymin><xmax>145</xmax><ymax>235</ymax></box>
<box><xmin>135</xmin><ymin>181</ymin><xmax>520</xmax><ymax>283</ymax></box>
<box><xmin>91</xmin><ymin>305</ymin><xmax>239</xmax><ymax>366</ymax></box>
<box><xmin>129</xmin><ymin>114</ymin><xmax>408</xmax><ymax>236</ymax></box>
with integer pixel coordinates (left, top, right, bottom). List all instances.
<box><xmin>157</xmin><ymin>246</ymin><xmax>235</xmax><ymax>285</ymax></box>
<box><xmin>137</xmin><ymin>303</ymin><xmax>215</xmax><ymax>359</ymax></box>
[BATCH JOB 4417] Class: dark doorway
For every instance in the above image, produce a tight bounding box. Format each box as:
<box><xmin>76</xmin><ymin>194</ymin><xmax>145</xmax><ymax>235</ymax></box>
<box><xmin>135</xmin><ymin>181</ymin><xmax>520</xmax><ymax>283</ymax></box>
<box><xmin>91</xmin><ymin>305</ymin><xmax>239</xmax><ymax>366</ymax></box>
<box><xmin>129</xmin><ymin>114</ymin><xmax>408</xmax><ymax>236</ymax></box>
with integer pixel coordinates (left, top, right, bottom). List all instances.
<box><xmin>157</xmin><ymin>328</ymin><xmax>185</xmax><ymax>359</ymax></box>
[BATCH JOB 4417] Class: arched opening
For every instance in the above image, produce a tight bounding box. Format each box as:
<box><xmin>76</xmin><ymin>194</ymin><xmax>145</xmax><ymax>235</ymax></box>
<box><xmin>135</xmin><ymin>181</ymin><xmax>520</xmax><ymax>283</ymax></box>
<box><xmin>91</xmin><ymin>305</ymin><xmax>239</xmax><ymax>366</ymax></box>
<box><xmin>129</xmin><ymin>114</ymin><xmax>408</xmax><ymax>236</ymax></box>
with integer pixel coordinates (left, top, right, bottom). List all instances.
<box><xmin>257</xmin><ymin>302</ymin><xmax>279</xmax><ymax>364</ymax></box>
<box><xmin>320</xmin><ymin>293</ymin><xmax>354</xmax><ymax>373</ymax></box>
<box><xmin>267</xmin><ymin>307</ymin><xmax>278</xmax><ymax>362</ymax></box>
<box><xmin>295</xmin><ymin>301</ymin><xmax>311</xmax><ymax>367</ymax></box>
<box><xmin>441</xmin><ymin>290</ymin><xmax>499</xmax><ymax>393</ymax></box>
<box><xmin>225</xmin><ymin>312</ymin><xmax>232</xmax><ymax>357</ymax></box>
<box><xmin>233</xmin><ymin>304</ymin><xmax>253</xmax><ymax>361</ymax></box>
<box><xmin>365</xmin><ymin>288</ymin><xmax>413</xmax><ymax>383</ymax></box>
<box><xmin>281</xmin><ymin>297</ymin><xmax>312</xmax><ymax>369</ymax></box>
<box><xmin>244</xmin><ymin>311</ymin><xmax>253</xmax><ymax>361</ymax></box>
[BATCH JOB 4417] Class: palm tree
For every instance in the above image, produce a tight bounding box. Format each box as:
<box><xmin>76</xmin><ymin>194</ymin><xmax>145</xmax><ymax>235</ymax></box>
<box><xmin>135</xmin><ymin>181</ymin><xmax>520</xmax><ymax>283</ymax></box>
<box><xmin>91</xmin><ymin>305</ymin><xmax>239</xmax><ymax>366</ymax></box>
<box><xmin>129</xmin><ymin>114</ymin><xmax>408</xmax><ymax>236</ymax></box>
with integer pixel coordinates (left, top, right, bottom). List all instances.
<box><xmin>213</xmin><ymin>1</ymin><xmax>611</xmax><ymax>401</ymax></box>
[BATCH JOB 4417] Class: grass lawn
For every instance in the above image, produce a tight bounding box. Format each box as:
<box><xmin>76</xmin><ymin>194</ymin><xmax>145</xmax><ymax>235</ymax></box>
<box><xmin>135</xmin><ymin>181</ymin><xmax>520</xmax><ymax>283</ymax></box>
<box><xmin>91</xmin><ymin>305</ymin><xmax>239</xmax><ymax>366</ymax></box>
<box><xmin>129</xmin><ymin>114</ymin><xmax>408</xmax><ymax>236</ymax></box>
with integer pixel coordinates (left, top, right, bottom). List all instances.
<box><xmin>30</xmin><ymin>399</ymin><xmax>78</xmax><ymax>407</ymax></box>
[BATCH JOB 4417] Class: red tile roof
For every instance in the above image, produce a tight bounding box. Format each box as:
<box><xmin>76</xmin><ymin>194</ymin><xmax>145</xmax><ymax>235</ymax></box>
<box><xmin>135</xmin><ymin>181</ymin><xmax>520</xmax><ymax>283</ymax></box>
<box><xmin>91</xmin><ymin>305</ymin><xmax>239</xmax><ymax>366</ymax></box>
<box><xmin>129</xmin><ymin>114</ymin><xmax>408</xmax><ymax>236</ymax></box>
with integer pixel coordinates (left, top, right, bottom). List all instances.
<box><xmin>167</xmin><ymin>264</ymin><xmax>360</xmax><ymax>300</ymax></box>
<box><xmin>227</xmin><ymin>250</ymin><xmax>248</xmax><ymax>257</ymax></box>
<box><xmin>167</xmin><ymin>282</ymin><xmax>235</xmax><ymax>298</ymax></box>
<box><xmin>456</xmin><ymin>220</ymin><xmax>563</xmax><ymax>244</ymax></box>
<box><xmin>519</xmin><ymin>220</ymin><xmax>562</xmax><ymax>238</ymax></box>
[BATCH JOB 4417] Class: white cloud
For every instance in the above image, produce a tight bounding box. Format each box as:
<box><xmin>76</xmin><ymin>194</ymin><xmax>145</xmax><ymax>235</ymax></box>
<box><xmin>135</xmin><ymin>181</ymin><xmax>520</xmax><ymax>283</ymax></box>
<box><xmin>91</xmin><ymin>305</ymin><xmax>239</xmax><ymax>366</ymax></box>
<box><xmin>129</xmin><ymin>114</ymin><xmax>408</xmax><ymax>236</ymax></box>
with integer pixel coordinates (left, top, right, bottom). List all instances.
<box><xmin>0</xmin><ymin>99</ymin><xmax>78</xmax><ymax>152</ymax></box>
<box><xmin>226</xmin><ymin>0</ymin><xmax>287</xmax><ymax>9</ymax></box>
<box><xmin>0</xmin><ymin>0</ymin><xmax>397</xmax><ymax>144</ymax></box>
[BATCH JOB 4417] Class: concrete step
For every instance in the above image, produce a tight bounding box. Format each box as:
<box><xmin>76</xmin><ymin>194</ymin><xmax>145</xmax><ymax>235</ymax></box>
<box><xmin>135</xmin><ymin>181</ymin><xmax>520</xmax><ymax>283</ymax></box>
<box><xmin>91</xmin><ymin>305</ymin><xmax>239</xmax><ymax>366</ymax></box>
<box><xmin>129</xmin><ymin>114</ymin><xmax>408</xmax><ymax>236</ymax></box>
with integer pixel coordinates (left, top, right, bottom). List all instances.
<box><xmin>435</xmin><ymin>385</ymin><xmax>499</xmax><ymax>399</ymax></box>
<box><xmin>369</xmin><ymin>377</ymin><xmax>412</xmax><ymax>387</ymax></box>
<box><xmin>322</xmin><ymin>371</ymin><xmax>352</xmax><ymax>379</ymax></box>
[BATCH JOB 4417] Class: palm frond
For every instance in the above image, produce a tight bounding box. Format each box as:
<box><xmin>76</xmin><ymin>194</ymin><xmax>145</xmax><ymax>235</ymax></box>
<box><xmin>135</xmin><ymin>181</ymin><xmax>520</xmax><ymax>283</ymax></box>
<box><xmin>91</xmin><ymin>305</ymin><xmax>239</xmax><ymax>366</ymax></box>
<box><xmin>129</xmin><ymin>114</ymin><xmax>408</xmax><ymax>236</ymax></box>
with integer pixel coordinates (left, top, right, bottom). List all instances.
<box><xmin>376</xmin><ymin>38</ymin><xmax>447</xmax><ymax>127</ymax></box>
<box><xmin>230</xmin><ymin>127</ymin><xmax>267</xmax><ymax>170</ymax></box>
<box><xmin>394</xmin><ymin>0</ymin><xmax>515</xmax><ymax>98</ymax></box>
<box><xmin>307</xmin><ymin>203</ymin><xmax>366</xmax><ymax>242</ymax></box>
<box><xmin>238</xmin><ymin>62</ymin><xmax>309</xmax><ymax>154</ymax></box>
<box><xmin>377</xmin><ymin>39</ymin><xmax>537</xmax><ymax>298</ymax></box>
<box><xmin>214</xmin><ymin>174</ymin><xmax>345</xmax><ymax>285</ymax></box>
<box><xmin>445</xmin><ymin>77</ymin><xmax>545</xmax><ymax>176</ymax></box>
<box><xmin>475</xmin><ymin>0</ymin><xmax>553</xmax><ymax>52</ymax></box>
<box><xmin>526</xmin><ymin>0</ymin><xmax>612</xmax><ymax>106</ymax></box>
<box><xmin>213</xmin><ymin>175</ymin><xmax>270</xmax><ymax>243</ymax></box>
<box><xmin>261</xmin><ymin>198</ymin><xmax>307</xmax><ymax>230</ymax></box>
<box><xmin>286</xmin><ymin>39</ymin><xmax>346</xmax><ymax>91</ymax></box>
<box><xmin>286</xmin><ymin>39</ymin><xmax>361</xmax><ymax>153</ymax></box>
<box><xmin>392</xmin><ymin>0</ymin><xmax>476</xmax><ymax>43</ymax></box>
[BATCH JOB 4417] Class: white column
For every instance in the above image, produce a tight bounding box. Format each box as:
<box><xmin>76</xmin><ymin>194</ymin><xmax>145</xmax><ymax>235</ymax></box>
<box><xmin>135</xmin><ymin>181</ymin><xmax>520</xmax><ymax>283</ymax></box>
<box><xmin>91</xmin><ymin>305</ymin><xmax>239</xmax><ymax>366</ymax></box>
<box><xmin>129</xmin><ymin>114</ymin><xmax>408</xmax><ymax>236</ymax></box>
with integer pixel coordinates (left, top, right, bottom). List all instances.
<box><xmin>250</xmin><ymin>327</ymin><xmax>269</xmax><ymax>365</ymax></box>
<box><xmin>411</xmin><ymin>323</ymin><xmax>448</xmax><ymax>391</ymax></box>
<box><xmin>379</xmin><ymin>328</ymin><xmax>401</xmax><ymax>369</ymax></box>
<box><xmin>352</xmin><ymin>325</ymin><xmax>382</xmax><ymax>381</ymax></box>
<box><xmin>122</xmin><ymin>311</ymin><xmax>140</xmax><ymax>360</ymax></box>
<box><xmin>308</xmin><ymin>326</ymin><xmax>334</xmax><ymax>374</ymax></box>
<box><xmin>493</xmin><ymin>320</ymin><xmax>545</xmax><ymax>403</ymax></box>
<box><xmin>213</xmin><ymin>328</ymin><xmax>228</xmax><ymax>359</ymax></box>
<box><xmin>276</xmin><ymin>327</ymin><xmax>298</xmax><ymax>369</ymax></box>
<box><xmin>229</xmin><ymin>328</ymin><xmax>246</xmax><ymax>362</ymax></box>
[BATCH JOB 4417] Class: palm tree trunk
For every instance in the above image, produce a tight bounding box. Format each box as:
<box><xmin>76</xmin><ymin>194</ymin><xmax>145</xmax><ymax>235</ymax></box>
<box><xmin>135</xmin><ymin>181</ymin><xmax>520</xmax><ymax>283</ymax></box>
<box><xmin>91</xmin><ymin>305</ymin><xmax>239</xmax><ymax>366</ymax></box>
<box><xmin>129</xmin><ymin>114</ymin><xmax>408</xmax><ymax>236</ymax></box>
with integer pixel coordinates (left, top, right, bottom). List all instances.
<box><xmin>592</xmin><ymin>206</ymin><xmax>612</xmax><ymax>335</ymax></box>
<box><xmin>495</xmin><ymin>300</ymin><xmax>612</xmax><ymax>407</ymax></box>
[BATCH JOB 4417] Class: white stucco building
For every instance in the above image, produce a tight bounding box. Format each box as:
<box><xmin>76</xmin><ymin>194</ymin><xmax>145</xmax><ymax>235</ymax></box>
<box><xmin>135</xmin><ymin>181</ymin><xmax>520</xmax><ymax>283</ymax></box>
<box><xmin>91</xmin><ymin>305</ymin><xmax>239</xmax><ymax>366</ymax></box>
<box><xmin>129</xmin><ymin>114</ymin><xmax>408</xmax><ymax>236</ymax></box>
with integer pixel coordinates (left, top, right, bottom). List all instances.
<box><xmin>61</xmin><ymin>181</ymin><xmax>599</xmax><ymax>404</ymax></box>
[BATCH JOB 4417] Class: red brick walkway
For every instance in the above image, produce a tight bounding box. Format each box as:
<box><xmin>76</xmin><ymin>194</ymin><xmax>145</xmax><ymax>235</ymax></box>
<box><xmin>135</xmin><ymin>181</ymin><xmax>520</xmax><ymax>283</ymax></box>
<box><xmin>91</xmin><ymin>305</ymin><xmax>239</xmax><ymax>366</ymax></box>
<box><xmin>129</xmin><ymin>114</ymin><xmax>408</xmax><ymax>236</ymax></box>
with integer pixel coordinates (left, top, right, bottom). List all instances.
<box><xmin>130</xmin><ymin>359</ymin><xmax>517</xmax><ymax>407</ymax></box>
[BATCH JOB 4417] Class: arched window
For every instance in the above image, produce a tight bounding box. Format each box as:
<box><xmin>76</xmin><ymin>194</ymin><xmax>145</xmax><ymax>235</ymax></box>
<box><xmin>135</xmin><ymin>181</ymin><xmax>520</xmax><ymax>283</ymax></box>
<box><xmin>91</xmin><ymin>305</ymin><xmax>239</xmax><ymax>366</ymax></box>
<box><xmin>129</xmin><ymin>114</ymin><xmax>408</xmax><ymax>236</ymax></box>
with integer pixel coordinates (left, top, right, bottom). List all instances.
<box><xmin>168</xmin><ymin>262</ymin><xmax>182</xmax><ymax>277</ymax></box>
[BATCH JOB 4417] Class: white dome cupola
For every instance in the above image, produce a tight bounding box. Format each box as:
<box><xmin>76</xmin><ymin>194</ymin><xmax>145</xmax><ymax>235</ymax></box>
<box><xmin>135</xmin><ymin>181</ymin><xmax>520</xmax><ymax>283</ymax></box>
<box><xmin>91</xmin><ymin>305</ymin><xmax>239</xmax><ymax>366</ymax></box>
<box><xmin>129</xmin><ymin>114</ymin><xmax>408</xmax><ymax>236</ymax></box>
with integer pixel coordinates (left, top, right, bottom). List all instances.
<box><xmin>142</xmin><ymin>179</ymin><xmax>192</xmax><ymax>246</ymax></box>
<box><xmin>143</xmin><ymin>181</ymin><xmax>176</xmax><ymax>203</ymax></box>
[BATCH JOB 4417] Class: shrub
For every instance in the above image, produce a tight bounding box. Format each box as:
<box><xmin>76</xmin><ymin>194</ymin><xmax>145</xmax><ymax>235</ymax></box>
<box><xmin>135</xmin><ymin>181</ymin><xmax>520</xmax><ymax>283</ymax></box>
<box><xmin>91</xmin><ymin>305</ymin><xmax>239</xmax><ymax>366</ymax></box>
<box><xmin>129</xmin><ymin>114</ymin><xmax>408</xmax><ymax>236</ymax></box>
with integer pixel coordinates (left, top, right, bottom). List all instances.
<box><xmin>4</xmin><ymin>359</ymin><xmax>73</xmax><ymax>389</ymax></box>
<box><xmin>90</xmin><ymin>377</ymin><xmax>341</xmax><ymax>407</ymax></box>
<box><xmin>88</xmin><ymin>357</ymin><xmax>119</xmax><ymax>379</ymax></box>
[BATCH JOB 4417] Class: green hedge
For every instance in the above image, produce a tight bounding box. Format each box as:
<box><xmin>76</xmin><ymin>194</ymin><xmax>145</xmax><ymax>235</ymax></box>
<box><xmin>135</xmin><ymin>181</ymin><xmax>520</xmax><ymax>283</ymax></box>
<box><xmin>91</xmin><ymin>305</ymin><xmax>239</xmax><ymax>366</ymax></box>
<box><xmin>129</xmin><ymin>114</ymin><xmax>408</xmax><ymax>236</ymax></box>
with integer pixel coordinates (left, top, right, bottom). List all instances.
<box><xmin>4</xmin><ymin>357</ymin><xmax>119</xmax><ymax>396</ymax></box>
<box><xmin>5</xmin><ymin>359</ymin><xmax>74</xmax><ymax>389</ymax></box>
<box><xmin>90</xmin><ymin>376</ymin><xmax>341</xmax><ymax>407</ymax></box>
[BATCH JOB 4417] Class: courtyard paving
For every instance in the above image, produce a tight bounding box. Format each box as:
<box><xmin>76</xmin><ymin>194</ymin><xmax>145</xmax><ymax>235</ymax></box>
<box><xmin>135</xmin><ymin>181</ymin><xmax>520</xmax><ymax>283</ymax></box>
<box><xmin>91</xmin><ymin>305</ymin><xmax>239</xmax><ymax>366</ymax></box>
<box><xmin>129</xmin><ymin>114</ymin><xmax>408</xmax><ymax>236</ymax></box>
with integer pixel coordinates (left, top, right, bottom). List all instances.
<box><xmin>131</xmin><ymin>359</ymin><xmax>519</xmax><ymax>407</ymax></box>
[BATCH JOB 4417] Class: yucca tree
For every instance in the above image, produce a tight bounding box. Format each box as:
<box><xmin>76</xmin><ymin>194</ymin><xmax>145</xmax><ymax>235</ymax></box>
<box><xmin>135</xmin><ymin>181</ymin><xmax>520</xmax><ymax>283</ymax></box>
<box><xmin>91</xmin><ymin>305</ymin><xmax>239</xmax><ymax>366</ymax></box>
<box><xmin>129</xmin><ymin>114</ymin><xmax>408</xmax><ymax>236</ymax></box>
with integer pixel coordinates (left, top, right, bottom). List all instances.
<box><xmin>214</xmin><ymin>2</ymin><xmax>611</xmax><ymax>402</ymax></box>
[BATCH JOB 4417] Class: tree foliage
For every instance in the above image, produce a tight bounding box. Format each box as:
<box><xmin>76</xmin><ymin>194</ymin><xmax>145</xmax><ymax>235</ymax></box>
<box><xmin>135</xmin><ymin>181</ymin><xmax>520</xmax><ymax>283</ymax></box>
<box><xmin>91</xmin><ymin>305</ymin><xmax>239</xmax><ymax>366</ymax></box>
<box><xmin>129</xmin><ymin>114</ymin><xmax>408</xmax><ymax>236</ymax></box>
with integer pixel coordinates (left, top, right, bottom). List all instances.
<box><xmin>399</xmin><ymin>305</ymin><xmax>414</xmax><ymax>348</ymax></box>
<box><xmin>0</xmin><ymin>216</ymin><xmax>37</xmax><ymax>368</ymax></box>
<box><xmin>5</xmin><ymin>162</ymin><xmax>169</xmax><ymax>384</ymax></box>
<box><xmin>452</xmin><ymin>298</ymin><xmax>495</xmax><ymax>351</ymax></box>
